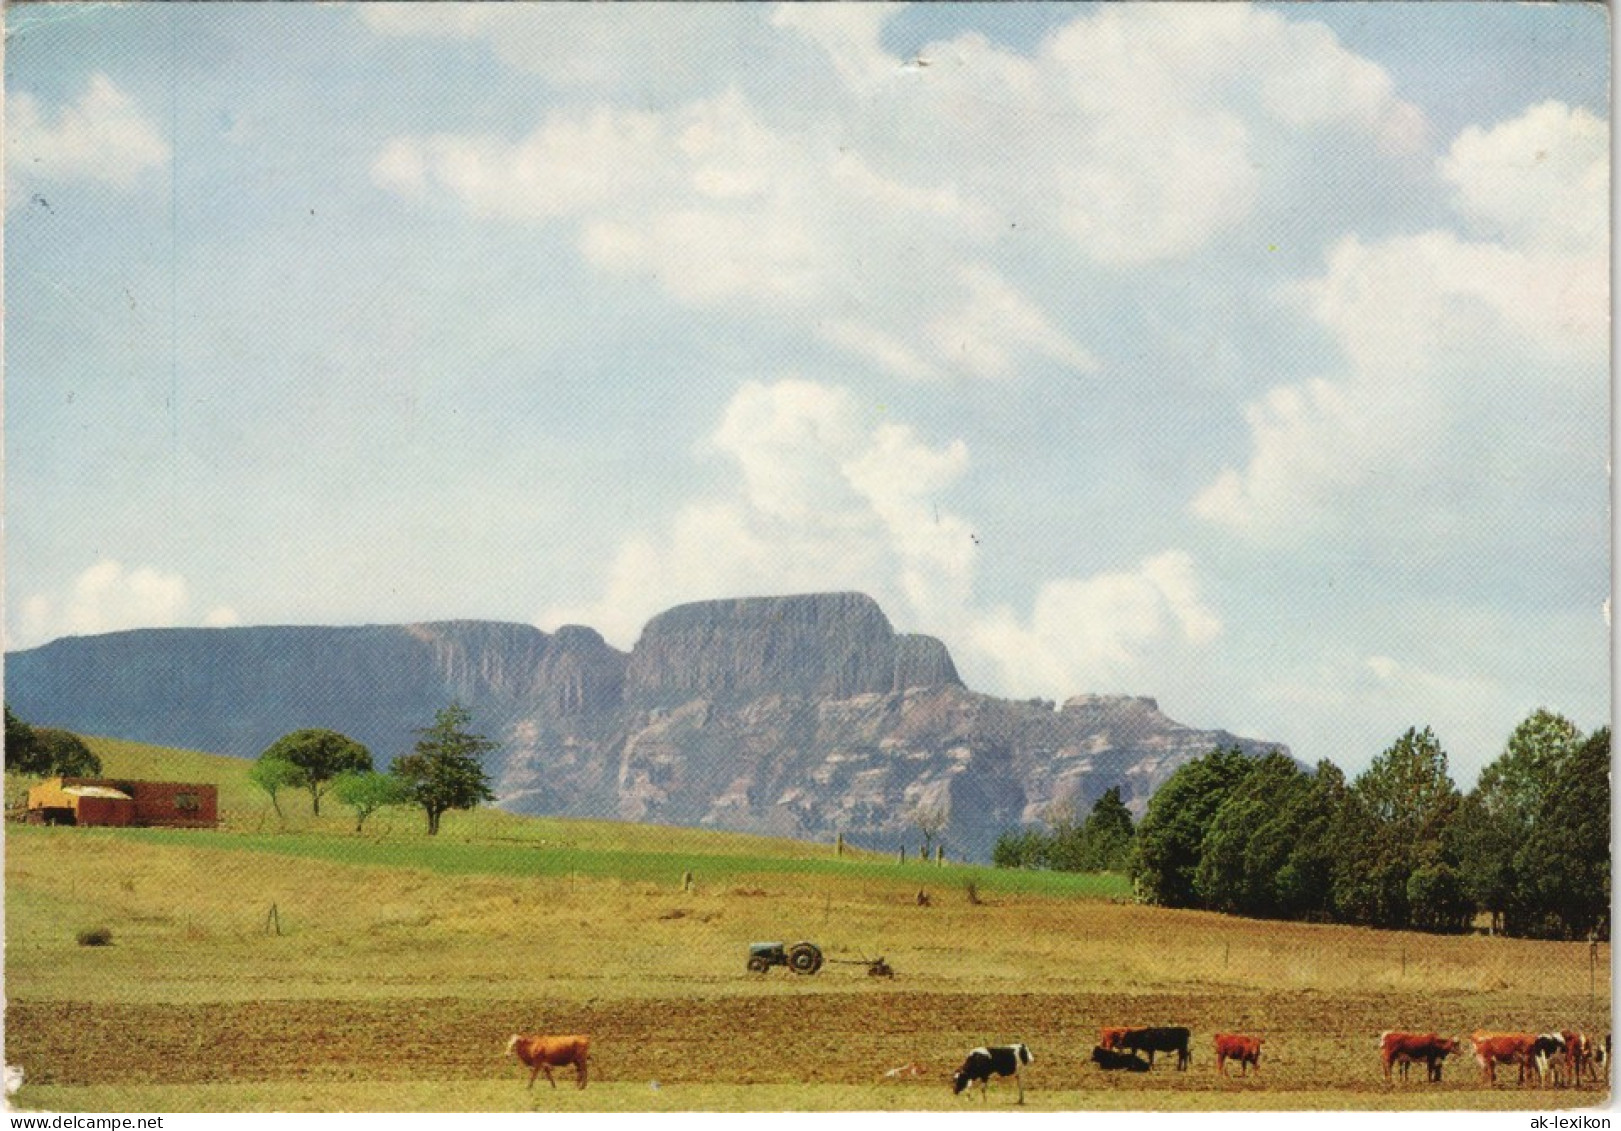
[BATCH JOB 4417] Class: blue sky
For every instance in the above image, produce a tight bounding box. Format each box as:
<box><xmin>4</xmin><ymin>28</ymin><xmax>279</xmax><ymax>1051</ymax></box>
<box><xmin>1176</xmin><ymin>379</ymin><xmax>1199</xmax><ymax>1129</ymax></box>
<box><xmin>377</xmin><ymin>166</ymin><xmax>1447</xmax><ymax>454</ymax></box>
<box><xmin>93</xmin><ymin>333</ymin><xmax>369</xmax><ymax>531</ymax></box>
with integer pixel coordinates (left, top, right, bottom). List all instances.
<box><xmin>4</xmin><ymin>3</ymin><xmax>1609</xmax><ymax>785</ymax></box>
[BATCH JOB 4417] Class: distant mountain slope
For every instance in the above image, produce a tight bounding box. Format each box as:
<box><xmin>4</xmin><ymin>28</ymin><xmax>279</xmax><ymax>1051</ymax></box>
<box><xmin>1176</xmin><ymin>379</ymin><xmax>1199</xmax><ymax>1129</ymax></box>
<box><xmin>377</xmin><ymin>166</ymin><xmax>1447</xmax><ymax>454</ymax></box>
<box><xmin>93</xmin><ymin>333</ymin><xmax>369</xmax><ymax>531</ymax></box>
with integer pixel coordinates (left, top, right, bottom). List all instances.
<box><xmin>5</xmin><ymin>592</ymin><xmax>1285</xmax><ymax>859</ymax></box>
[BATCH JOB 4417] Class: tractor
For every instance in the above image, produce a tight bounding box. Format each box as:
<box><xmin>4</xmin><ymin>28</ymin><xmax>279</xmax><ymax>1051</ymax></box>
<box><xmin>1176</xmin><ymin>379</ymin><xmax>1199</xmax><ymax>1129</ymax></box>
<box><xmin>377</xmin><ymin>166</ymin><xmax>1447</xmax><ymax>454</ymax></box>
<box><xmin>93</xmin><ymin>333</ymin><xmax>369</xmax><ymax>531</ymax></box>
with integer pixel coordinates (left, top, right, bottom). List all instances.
<box><xmin>746</xmin><ymin>940</ymin><xmax>824</xmax><ymax>974</ymax></box>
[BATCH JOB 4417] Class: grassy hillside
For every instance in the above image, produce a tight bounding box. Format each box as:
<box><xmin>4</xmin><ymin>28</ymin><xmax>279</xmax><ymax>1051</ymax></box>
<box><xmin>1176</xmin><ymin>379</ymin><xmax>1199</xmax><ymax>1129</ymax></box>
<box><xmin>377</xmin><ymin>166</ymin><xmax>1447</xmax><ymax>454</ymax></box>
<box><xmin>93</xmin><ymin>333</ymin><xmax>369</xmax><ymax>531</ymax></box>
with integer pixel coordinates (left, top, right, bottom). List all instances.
<box><xmin>4</xmin><ymin>735</ymin><xmax>1610</xmax><ymax>1113</ymax></box>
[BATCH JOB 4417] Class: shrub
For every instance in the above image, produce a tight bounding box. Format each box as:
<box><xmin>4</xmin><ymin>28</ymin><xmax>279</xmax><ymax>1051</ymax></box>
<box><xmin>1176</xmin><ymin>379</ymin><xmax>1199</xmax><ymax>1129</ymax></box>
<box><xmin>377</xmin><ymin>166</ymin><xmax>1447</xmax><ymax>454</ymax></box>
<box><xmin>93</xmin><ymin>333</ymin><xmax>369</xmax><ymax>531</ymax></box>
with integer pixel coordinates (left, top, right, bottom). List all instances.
<box><xmin>76</xmin><ymin>926</ymin><xmax>113</xmax><ymax>947</ymax></box>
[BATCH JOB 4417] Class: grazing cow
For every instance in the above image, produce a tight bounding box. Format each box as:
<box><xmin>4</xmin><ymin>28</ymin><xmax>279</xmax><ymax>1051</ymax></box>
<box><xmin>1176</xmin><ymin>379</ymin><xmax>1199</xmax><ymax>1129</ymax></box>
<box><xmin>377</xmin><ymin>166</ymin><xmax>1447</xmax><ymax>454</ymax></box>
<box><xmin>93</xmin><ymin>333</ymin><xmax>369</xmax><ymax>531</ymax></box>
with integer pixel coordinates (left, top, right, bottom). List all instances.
<box><xmin>1562</xmin><ymin>1031</ymin><xmax>1599</xmax><ymax>1087</ymax></box>
<box><xmin>952</xmin><ymin>1043</ymin><xmax>1033</xmax><ymax>1104</ymax></box>
<box><xmin>1116</xmin><ymin>1027</ymin><xmax>1192</xmax><ymax>1070</ymax></box>
<box><xmin>1214</xmin><ymin>1034</ymin><xmax>1263</xmax><ymax>1077</ymax></box>
<box><xmin>1470</xmin><ymin>1031</ymin><xmax>1537</xmax><ymax>1086</ymax></box>
<box><xmin>1098</xmin><ymin>1026</ymin><xmax>1134</xmax><ymax>1051</ymax></box>
<box><xmin>1090</xmin><ymin>1046</ymin><xmax>1151</xmax><ymax>1072</ymax></box>
<box><xmin>1380</xmin><ymin>1032</ymin><xmax>1458</xmax><ymax>1083</ymax></box>
<box><xmin>1529</xmin><ymin>1033</ymin><xmax>1568</xmax><ymax>1087</ymax></box>
<box><xmin>506</xmin><ymin>1033</ymin><xmax>591</xmax><ymax>1090</ymax></box>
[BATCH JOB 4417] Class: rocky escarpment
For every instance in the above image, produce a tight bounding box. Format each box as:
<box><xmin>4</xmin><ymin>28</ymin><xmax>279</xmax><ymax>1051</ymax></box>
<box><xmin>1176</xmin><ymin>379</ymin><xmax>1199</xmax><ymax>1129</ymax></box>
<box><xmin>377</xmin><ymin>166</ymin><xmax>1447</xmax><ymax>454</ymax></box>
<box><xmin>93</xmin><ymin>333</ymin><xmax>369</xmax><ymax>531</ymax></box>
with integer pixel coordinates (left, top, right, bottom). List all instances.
<box><xmin>5</xmin><ymin>592</ymin><xmax>1285</xmax><ymax>860</ymax></box>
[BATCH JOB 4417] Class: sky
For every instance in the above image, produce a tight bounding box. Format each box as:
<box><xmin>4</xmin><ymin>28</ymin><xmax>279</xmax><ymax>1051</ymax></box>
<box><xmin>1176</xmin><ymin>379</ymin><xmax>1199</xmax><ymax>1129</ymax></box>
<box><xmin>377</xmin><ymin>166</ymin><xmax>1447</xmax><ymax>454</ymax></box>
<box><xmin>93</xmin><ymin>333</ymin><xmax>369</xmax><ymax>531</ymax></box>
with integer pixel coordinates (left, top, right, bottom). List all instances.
<box><xmin>3</xmin><ymin>2</ymin><xmax>1609</xmax><ymax>787</ymax></box>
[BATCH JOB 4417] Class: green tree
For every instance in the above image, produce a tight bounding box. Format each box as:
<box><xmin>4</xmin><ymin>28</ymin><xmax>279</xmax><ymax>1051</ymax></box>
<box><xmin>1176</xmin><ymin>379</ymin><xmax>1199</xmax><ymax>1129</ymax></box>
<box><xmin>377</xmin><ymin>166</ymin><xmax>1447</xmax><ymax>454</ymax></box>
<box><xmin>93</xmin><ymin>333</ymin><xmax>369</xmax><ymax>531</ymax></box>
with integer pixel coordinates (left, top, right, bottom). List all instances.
<box><xmin>5</xmin><ymin>705</ymin><xmax>46</xmax><ymax>775</ymax></box>
<box><xmin>258</xmin><ymin>729</ymin><xmax>373</xmax><ymax>816</ymax></box>
<box><xmin>391</xmin><ymin>703</ymin><xmax>497</xmax><ymax>835</ymax></box>
<box><xmin>1335</xmin><ymin>727</ymin><xmax>1461</xmax><ymax>929</ymax></box>
<box><xmin>1454</xmin><ymin>709</ymin><xmax>1587</xmax><ymax>938</ymax></box>
<box><xmin>1519</xmin><ymin>725</ymin><xmax>1610</xmax><ymax>939</ymax></box>
<box><xmin>33</xmin><ymin>729</ymin><xmax>102</xmax><ymax>777</ymax></box>
<box><xmin>1080</xmin><ymin>786</ymin><xmax>1136</xmax><ymax>872</ymax></box>
<box><xmin>992</xmin><ymin>827</ymin><xmax>1050</xmax><ymax>869</ymax></box>
<box><xmin>1272</xmin><ymin>760</ymin><xmax>1349</xmax><ymax>921</ymax></box>
<box><xmin>1195</xmin><ymin>752</ymin><xmax>1310</xmax><ymax>917</ymax></box>
<box><xmin>248</xmin><ymin>755</ymin><xmax>302</xmax><ymax>819</ymax></box>
<box><xmin>331</xmin><ymin>770</ymin><xmax>407</xmax><ymax>833</ymax></box>
<box><xmin>1132</xmin><ymin>746</ymin><xmax>1259</xmax><ymax>908</ymax></box>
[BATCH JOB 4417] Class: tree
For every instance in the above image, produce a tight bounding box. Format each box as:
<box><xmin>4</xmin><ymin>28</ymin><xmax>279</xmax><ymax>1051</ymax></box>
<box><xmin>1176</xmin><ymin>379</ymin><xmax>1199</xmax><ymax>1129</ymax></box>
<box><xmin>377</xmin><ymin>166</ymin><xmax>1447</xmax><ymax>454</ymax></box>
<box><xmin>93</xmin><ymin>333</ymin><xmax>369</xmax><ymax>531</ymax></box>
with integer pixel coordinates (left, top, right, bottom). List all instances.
<box><xmin>1079</xmin><ymin>787</ymin><xmax>1136</xmax><ymax>872</ymax></box>
<box><xmin>1194</xmin><ymin>752</ymin><xmax>1309</xmax><ymax>916</ymax></box>
<box><xmin>331</xmin><ymin>770</ymin><xmax>407</xmax><ymax>833</ymax></box>
<box><xmin>33</xmin><ymin>729</ymin><xmax>101</xmax><ymax>777</ymax></box>
<box><xmin>1519</xmin><ymin>725</ymin><xmax>1610</xmax><ymax>939</ymax></box>
<box><xmin>5</xmin><ymin>705</ymin><xmax>45</xmax><ymax>774</ymax></box>
<box><xmin>258</xmin><ymin>729</ymin><xmax>373</xmax><ymax>816</ymax></box>
<box><xmin>1132</xmin><ymin>746</ymin><xmax>1259</xmax><ymax>908</ymax></box>
<box><xmin>391</xmin><ymin>703</ymin><xmax>497</xmax><ymax>835</ymax></box>
<box><xmin>249</xmin><ymin>755</ymin><xmax>302</xmax><ymax>819</ymax></box>
<box><xmin>1334</xmin><ymin>727</ymin><xmax>1461</xmax><ymax>929</ymax></box>
<box><xmin>912</xmin><ymin>803</ymin><xmax>949</xmax><ymax>859</ymax></box>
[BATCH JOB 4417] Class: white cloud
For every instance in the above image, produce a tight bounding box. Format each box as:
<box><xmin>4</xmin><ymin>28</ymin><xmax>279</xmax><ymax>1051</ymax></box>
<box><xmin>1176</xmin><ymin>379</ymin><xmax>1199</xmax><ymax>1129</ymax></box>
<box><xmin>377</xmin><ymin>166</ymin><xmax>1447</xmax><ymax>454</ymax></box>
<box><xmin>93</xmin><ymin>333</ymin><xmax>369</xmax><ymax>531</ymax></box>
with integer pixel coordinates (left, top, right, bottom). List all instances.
<box><xmin>1193</xmin><ymin>100</ymin><xmax>1608</xmax><ymax>545</ymax></box>
<box><xmin>970</xmin><ymin>551</ymin><xmax>1222</xmax><ymax>698</ymax></box>
<box><xmin>16</xmin><ymin>560</ymin><xmax>238</xmax><ymax>646</ymax></box>
<box><xmin>1441</xmin><ymin>101</ymin><xmax>1608</xmax><ymax>254</ymax></box>
<box><xmin>549</xmin><ymin>380</ymin><xmax>1218</xmax><ymax>701</ymax></box>
<box><xmin>6</xmin><ymin>75</ymin><xmax>169</xmax><ymax>197</ymax></box>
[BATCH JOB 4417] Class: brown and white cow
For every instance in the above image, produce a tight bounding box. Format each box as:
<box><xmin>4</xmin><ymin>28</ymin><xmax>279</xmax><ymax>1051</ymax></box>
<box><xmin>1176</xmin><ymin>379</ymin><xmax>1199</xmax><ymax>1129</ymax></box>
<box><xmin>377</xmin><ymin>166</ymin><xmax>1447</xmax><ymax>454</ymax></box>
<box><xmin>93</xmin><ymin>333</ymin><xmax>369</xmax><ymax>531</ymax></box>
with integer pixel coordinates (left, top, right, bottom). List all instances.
<box><xmin>1214</xmin><ymin>1034</ymin><xmax>1262</xmax><ymax>1077</ymax></box>
<box><xmin>1471</xmin><ymin>1031</ymin><xmax>1537</xmax><ymax>1086</ymax></box>
<box><xmin>1380</xmin><ymin>1031</ymin><xmax>1458</xmax><ymax>1083</ymax></box>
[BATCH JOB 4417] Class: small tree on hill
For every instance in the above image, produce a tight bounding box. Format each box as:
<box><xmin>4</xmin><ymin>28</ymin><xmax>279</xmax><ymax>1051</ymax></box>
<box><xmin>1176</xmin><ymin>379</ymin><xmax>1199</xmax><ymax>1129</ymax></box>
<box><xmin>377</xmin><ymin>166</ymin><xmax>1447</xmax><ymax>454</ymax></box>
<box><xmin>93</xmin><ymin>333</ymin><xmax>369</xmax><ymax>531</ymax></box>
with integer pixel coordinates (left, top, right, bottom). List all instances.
<box><xmin>331</xmin><ymin>770</ymin><xmax>407</xmax><ymax>833</ymax></box>
<box><xmin>258</xmin><ymin>729</ymin><xmax>373</xmax><ymax>816</ymax></box>
<box><xmin>391</xmin><ymin>703</ymin><xmax>496</xmax><ymax>835</ymax></box>
<box><xmin>249</xmin><ymin>754</ymin><xmax>302</xmax><ymax>819</ymax></box>
<box><xmin>33</xmin><ymin>729</ymin><xmax>101</xmax><ymax>777</ymax></box>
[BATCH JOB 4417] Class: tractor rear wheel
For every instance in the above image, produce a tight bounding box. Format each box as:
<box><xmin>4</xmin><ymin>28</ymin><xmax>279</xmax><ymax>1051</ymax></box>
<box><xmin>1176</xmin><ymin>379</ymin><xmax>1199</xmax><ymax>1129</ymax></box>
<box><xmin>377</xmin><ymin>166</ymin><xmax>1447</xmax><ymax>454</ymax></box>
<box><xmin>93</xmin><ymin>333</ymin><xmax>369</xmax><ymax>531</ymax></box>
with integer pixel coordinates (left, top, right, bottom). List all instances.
<box><xmin>787</xmin><ymin>942</ymin><xmax>823</xmax><ymax>974</ymax></box>
<box><xmin>747</xmin><ymin>955</ymin><xmax>770</xmax><ymax>974</ymax></box>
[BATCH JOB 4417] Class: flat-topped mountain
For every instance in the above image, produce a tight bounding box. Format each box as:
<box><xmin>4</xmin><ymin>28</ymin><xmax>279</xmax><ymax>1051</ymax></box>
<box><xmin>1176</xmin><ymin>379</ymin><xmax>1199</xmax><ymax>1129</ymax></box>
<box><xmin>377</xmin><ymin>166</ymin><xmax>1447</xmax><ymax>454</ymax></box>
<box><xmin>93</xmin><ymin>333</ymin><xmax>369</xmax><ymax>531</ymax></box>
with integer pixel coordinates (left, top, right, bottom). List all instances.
<box><xmin>5</xmin><ymin>592</ymin><xmax>1284</xmax><ymax>859</ymax></box>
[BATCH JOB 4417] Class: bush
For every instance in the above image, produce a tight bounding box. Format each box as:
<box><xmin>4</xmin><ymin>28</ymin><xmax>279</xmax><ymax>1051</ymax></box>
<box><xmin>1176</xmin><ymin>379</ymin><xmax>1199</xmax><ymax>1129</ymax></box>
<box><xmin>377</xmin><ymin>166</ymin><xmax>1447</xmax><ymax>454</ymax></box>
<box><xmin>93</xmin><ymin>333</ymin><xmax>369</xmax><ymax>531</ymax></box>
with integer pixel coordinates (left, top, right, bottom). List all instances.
<box><xmin>76</xmin><ymin>926</ymin><xmax>113</xmax><ymax>947</ymax></box>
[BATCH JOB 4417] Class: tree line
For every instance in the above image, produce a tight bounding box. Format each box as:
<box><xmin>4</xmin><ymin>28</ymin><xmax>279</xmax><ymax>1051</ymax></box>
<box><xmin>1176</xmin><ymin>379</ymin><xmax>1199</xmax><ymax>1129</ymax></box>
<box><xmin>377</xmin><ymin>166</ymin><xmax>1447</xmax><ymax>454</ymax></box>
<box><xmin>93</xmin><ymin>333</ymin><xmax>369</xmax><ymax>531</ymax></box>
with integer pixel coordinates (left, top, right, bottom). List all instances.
<box><xmin>993</xmin><ymin>708</ymin><xmax>1609</xmax><ymax>941</ymax></box>
<box><xmin>249</xmin><ymin>702</ymin><xmax>497</xmax><ymax>834</ymax></box>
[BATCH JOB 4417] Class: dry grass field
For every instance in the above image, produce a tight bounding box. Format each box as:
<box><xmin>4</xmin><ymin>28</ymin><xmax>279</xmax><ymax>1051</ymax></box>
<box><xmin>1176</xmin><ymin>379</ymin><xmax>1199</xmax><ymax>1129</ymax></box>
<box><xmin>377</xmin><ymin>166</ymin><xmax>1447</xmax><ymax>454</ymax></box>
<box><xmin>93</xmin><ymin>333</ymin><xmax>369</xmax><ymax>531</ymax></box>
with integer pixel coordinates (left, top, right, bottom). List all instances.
<box><xmin>4</xmin><ymin>738</ymin><xmax>1611</xmax><ymax>1112</ymax></box>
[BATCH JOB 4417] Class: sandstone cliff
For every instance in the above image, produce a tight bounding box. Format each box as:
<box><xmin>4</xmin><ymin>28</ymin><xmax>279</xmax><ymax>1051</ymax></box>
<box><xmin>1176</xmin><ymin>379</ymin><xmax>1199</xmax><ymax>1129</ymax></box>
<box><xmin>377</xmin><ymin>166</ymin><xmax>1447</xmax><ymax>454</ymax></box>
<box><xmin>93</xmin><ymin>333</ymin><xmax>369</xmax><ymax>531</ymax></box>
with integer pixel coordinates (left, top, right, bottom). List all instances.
<box><xmin>5</xmin><ymin>592</ymin><xmax>1283</xmax><ymax>860</ymax></box>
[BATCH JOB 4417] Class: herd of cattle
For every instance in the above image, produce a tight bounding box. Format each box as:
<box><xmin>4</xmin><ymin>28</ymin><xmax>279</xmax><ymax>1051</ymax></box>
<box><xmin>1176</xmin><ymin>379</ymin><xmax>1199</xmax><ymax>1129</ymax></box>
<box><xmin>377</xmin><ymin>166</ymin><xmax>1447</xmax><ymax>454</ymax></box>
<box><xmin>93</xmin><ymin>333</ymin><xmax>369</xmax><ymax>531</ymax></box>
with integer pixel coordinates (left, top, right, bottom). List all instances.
<box><xmin>503</xmin><ymin>1026</ymin><xmax>1611</xmax><ymax>1101</ymax></box>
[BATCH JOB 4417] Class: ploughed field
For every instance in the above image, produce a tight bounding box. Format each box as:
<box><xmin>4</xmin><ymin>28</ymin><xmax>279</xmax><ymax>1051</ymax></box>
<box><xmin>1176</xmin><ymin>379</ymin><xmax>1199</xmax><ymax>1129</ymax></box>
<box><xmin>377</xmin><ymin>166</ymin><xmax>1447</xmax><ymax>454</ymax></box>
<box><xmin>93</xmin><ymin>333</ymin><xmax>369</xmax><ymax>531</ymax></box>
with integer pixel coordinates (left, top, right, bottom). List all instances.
<box><xmin>4</xmin><ymin>741</ymin><xmax>1612</xmax><ymax>1112</ymax></box>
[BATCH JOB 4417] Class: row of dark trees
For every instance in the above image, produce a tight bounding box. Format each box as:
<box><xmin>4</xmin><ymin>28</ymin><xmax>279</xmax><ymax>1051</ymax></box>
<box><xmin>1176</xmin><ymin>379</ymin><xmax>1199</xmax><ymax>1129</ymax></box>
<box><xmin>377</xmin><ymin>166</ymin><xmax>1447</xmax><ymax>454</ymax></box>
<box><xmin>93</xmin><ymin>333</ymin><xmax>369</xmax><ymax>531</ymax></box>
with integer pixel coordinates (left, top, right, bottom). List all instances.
<box><xmin>991</xmin><ymin>786</ymin><xmax>1136</xmax><ymax>873</ymax></box>
<box><xmin>994</xmin><ymin>709</ymin><xmax>1609</xmax><ymax>941</ymax></box>
<box><xmin>1133</xmin><ymin>712</ymin><xmax>1610</xmax><ymax>939</ymax></box>
<box><xmin>250</xmin><ymin>702</ymin><xmax>497</xmax><ymax>834</ymax></box>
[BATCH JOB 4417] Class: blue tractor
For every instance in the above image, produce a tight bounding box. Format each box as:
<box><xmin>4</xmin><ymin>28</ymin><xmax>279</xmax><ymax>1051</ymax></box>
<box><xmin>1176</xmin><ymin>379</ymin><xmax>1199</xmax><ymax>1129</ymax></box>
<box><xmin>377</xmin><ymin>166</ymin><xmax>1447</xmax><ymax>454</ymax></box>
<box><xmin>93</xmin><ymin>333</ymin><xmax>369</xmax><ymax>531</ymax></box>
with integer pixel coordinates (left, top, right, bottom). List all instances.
<box><xmin>746</xmin><ymin>940</ymin><xmax>824</xmax><ymax>975</ymax></box>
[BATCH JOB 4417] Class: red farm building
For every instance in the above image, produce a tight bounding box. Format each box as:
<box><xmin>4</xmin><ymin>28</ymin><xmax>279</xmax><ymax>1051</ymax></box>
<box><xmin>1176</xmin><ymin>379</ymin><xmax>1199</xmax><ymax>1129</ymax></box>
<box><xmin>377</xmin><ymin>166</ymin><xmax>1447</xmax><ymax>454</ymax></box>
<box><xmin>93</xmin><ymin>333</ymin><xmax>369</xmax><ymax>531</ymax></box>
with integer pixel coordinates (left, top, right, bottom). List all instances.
<box><xmin>26</xmin><ymin>777</ymin><xmax>218</xmax><ymax>828</ymax></box>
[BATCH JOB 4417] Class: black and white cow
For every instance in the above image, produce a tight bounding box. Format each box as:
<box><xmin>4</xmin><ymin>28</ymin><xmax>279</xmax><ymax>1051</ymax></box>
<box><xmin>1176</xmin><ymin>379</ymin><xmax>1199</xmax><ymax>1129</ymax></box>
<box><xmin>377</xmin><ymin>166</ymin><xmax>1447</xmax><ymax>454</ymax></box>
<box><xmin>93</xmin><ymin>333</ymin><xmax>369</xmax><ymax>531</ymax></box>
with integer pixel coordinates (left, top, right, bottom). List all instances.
<box><xmin>1117</xmin><ymin>1026</ymin><xmax>1192</xmax><ymax>1070</ymax></box>
<box><xmin>952</xmin><ymin>1043</ymin><xmax>1034</xmax><ymax>1103</ymax></box>
<box><xmin>1090</xmin><ymin>1046</ymin><xmax>1151</xmax><ymax>1072</ymax></box>
<box><xmin>1530</xmin><ymin>1033</ymin><xmax>1568</xmax><ymax>1087</ymax></box>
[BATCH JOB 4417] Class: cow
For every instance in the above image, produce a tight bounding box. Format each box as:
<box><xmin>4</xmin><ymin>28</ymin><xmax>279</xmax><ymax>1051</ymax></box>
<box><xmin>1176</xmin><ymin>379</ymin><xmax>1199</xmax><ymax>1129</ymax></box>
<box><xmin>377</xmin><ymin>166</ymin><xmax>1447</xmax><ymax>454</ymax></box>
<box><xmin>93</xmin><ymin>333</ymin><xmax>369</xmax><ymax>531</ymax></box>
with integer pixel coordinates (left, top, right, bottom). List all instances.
<box><xmin>1214</xmin><ymin>1033</ymin><xmax>1263</xmax><ymax>1077</ymax></box>
<box><xmin>1471</xmin><ymin>1031</ymin><xmax>1537</xmax><ymax>1086</ymax></box>
<box><xmin>1090</xmin><ymin>1046</ymin><xmax>1151</xmax><ymax>1072</ymax></box>
<box><xmin>1098</xmin><ymin>1026</ymin><xmax>1134</xmax><ymax>1051</ymax></box>
<box><xmin>1562</xmin><ymin>1031</ymin><xmax>1599</xmax><ymax>1088</ymax></box>
<box><xmin>1115</xmin><ymin>1026</ymin><xmax>1192</xmax><ymax>1070</ymax></box>
<box><xmin>506</xmin><ymin>1033</ymin><xmax>591</xmax><ymax>1090</ymax></box>
<box><xmin>1529</xmin><ymin>1033</ymin><xmax>1568</xmax><ymax>1087</ymax></box>
<box><xmin>952</xmin><ymin>1043</ymin><xmax>1033</xmax><ymax>1104</ymax></box>
<box><xmin>1379</xmin><ymin>1032</ymin><xmax>1458</xmax><ymax>1083</ymax></box>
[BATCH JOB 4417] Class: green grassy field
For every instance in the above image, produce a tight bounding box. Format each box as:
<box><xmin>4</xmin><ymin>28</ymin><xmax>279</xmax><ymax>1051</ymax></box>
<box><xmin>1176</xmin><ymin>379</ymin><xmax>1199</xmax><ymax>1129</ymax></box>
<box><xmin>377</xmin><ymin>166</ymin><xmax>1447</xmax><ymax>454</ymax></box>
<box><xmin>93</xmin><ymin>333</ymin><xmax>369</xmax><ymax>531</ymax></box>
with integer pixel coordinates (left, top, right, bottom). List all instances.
<box><xmin>4</xmin><ymin>737</ymin><xmax>1611</xmax><ymax>1113</ymax></box>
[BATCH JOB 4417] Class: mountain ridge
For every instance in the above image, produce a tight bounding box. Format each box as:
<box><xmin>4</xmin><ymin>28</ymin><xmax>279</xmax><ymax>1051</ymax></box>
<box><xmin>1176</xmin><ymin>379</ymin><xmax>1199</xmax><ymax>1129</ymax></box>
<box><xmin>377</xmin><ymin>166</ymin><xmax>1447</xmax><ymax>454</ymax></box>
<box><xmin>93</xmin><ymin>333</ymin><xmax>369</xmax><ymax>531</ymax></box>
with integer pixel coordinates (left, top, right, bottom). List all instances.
<box><xmin>5</xmin><ymin>592</ymin><xmax>1286</xmax><ymax>859</ymax></box>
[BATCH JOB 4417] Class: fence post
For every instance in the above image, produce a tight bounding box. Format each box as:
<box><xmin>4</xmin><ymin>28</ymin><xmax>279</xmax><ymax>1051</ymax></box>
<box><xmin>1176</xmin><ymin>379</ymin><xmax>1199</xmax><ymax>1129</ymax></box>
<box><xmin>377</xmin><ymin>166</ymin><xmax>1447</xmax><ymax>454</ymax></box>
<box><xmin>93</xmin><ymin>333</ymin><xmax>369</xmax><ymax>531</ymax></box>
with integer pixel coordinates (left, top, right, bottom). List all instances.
<box><xmin>836</xmin><ymin>833</ymin><xmax>845</xmax><ymax>857</ymax></box>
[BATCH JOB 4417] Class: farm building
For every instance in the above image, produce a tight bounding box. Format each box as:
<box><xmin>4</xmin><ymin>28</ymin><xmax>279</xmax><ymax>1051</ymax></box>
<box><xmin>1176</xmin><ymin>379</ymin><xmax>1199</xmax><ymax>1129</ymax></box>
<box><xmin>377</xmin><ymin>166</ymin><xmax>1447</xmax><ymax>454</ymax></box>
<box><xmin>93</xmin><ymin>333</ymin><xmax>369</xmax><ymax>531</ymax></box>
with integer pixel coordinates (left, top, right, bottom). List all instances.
<box><xmin>26</xmin><ymin>777</ymin><xmax>217</xmax><ymax>828</ymax></box>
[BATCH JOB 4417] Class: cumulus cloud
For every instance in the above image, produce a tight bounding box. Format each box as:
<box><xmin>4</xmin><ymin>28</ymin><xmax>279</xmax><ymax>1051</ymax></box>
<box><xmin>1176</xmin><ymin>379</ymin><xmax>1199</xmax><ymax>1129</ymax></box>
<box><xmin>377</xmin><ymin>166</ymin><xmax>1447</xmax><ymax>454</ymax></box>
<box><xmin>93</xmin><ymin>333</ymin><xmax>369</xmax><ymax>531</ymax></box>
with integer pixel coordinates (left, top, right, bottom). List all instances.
<box><xmin>17</xmin><ymin>560</ymin><xmax>239</xmax><ymax>646</ymax></box>
<box><xmin>6</xmin><ymin>75</ymin><xmax>169</xmax><ymax>198</ymax></box>
<box><xmin>970</xmin><ymin>551</ymin><xmax>1222</xmax><ymax>698</ymax></box>
<box><xmin>548</xmin><ymin>380</ymin><xmax>1218</xmax><ymax>699</ymax></box>
<box><xmin>1193</xmin><ymin>100</ymin><xmax>1608</xmax><ymax>545</ymax></box>
<box><xmin>1440</xmin><ymin>101</ymin><xmax>1608</xmax><ymax>254</ymax></box>
<box><xmin>370</xmin><ymin>5</ymin><xmax>1423</xmax><ymax>381</ymax></box>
